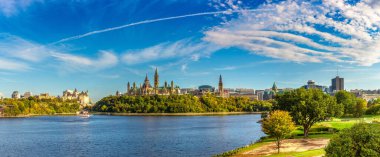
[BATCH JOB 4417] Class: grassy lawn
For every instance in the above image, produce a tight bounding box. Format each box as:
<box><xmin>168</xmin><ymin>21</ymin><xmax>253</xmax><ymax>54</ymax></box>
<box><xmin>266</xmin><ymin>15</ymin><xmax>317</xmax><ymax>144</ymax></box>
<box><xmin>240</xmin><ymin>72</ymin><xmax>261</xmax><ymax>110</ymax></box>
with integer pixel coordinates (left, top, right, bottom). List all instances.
<box><xmin>214</xmin><ymin>115</ymin><xmax>380</xmax><ymax>157</ymax></box>
<box><xmin>266</xmin><ymin>149</ymin><xmax>325</xmax><ymax>157</ymax></box>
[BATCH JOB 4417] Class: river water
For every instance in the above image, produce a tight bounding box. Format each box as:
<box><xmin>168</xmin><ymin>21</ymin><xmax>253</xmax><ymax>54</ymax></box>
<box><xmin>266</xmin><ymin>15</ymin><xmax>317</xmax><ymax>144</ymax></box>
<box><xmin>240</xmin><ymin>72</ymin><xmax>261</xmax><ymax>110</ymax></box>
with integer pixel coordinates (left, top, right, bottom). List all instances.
<box><xmin>0</xmin><ymin>114</ymin><xmax>265</xmax><ymax>157</ymax></box>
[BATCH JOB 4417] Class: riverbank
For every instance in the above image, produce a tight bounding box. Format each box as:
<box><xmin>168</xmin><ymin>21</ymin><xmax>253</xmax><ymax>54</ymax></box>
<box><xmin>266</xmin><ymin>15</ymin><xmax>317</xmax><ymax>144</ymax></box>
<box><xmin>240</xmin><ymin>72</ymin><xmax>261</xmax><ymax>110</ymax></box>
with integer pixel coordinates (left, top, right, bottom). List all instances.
<box><xmin>216</xmin><ymin>115</ymin><xmax>380</xmax><ymax>157</ymax></box>
<box><xmin>0</xmin><ymin>112</ymin><xmax>262</xmax><ymax>118</ymax></box>
<box><xmin>91</xmin><ymin>112</ymin><xmax>262</xmax><ymax>116</ymax></box>
<box><xmin>0</xmin><ymin>113</ymin><xmax>78</xmax><ymax>118</ymax></box>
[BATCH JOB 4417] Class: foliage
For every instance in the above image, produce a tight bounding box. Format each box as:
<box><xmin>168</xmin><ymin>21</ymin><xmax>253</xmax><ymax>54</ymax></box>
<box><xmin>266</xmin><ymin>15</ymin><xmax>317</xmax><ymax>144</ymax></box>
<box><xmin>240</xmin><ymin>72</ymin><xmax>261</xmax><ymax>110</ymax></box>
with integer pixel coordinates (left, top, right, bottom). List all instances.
<box><xmin>325</xmin><ymin>123</ymin><xmax>380</xmax><ymax>157</ymax></box>
<box><xmin>366</xmin><ymin>104</ymin><xmax>380</xmax><ymax>115</ymax></box>
<box><xmin>335</xmin><ymin>91</ymin><xmax>367</xmax><ymax>117</ymax></box>
<box><xmin>275</xmin><ymin>88</ymin><xmax>336</xmax><ymax>137</ymax></box>
<box><xmin>355</xmin><ymin>98</ymin><xmax>367</xmax><ymax>117</ymax></box>
<box><xmin>93</xmin><ymin>94</ymin><xmax>273</xmax><ymax>113</ymax></box>
<box><xmin>262</xmin><ymin>110</ymin><xmax>296</xmax><ymax>153</ymax></box>
<box><xmin>0</xmin><ymin>97</ymin><xmax>80</xmax><ymax>116</ymax></box>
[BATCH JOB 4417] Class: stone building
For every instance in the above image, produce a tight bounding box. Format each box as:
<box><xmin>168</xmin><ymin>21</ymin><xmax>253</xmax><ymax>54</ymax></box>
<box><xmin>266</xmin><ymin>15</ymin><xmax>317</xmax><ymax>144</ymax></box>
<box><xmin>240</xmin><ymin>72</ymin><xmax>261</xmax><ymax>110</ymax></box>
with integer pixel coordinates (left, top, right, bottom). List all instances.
<box><xmin>126</xmin><ymin>68</ymin><xmax>181</xmax><ymax>96</ymax></box>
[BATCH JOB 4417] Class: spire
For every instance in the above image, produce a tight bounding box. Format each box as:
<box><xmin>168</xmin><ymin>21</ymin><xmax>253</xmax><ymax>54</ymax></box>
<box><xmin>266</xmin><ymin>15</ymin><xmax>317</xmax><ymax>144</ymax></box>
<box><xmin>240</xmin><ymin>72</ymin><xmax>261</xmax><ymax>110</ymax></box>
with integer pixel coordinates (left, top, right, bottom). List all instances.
<box><xmin>272</xmin><ymin>82</ymin><xmax>278</xmax><ymax>92</ymax></box>
<box><xmin>154</xmin><ymin>67</ymin><xmax>159</xmax><ymax>94</ymax></box>
<box><xmin>145</xmin><ymin>73</ymin><xmax>149</xmax><ymax>81</ymax></box>
<box><xmin>127</xmin><ymin>82</ymin><xmax>131</xmax><ymax>94</ymax></box>
<box><xmin>218</xmin><ymin>75</ymin><xmax>224</xmax><ymax>97</ymax></box>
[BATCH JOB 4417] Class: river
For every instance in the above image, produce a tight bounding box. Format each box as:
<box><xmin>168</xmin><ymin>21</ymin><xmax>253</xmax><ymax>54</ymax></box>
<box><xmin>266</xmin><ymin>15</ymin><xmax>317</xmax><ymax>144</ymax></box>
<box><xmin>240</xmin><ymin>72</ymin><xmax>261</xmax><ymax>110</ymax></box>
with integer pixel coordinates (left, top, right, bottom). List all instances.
<box><xmin>0</xmin><ymin>114</ymin><xmax>265</xmax><ymax>157</ymax></box>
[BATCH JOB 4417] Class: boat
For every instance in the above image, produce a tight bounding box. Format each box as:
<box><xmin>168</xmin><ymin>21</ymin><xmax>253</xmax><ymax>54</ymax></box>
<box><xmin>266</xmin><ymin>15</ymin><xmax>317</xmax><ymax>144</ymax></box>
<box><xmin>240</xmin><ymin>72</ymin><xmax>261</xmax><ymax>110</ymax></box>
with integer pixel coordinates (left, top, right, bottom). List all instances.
<box><xmin>79</xmin><ymin>110</ymin><xmax>91</xmax><ymax>118</ymax></box>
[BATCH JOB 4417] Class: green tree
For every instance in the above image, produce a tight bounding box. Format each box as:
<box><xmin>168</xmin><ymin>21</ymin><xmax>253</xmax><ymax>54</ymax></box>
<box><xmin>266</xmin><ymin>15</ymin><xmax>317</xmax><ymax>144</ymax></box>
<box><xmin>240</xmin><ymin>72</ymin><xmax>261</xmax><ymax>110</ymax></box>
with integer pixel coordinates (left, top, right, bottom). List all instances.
<box><xmin>327</xmin><ymin>96</ymin><xmax>344</xmax><ymax>118</ymax></box>
<box><xmin>354</xmin><ymin>98</ymin><xmax>367</xmax><ymax>117</ymax></box>
<box><xmin>276</xmin><ymin>88</ymin><xmax>335</xmax><ymax>137</ymax></box>
<box><xmin>325</xmin><ymin>123</ymin><xmax>380</xmax><ymax>157</ymax></box>
<box><xmin>335</xmin><ymin>90</ymin><xmax>356</xmax><ymax>116</ymax></box>
<box><xmin>262</xmin><ymin>110</ymin><xmax>295</xmax><ymax>153</ymax></box>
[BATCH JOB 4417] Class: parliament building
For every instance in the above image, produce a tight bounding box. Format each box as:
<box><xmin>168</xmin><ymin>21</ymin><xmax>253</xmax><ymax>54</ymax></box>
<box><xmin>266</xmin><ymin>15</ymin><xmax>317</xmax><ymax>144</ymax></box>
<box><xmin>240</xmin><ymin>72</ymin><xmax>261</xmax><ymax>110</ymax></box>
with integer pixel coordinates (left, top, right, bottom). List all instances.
<box><xmin>124</xmin><ymin>68</ymin><xmax>181</xmax><ymax>96</ymax></box>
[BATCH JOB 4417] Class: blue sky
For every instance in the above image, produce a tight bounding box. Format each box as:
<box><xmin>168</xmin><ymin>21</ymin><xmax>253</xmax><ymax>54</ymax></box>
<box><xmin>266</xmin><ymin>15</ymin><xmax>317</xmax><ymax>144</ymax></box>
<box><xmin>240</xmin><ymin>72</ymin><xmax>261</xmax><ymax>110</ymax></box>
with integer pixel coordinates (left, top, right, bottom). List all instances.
<box><xmin>1</xmin><ymin>0</ymin><xmax>380</xmax><ymax>101</ymax></box>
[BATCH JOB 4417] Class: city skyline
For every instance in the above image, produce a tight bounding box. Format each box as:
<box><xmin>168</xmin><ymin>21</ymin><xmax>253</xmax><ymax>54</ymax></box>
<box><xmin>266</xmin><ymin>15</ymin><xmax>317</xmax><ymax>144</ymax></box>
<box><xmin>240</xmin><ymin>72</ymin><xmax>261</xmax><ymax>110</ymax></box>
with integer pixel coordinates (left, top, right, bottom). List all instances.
<box><xmin>1</xmin><ymin>0</ymin><xmax>380</xmax><ymax>101</ymax></box>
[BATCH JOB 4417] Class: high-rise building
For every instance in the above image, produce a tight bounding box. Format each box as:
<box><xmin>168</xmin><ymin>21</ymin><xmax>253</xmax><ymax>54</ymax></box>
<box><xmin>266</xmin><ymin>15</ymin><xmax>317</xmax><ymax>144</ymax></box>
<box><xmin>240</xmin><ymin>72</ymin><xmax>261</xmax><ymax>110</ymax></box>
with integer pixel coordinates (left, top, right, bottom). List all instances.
<box><xmin>331</xmin><ymin>76</ymin><xmax>344</xmax><ymax>92</ymax></box>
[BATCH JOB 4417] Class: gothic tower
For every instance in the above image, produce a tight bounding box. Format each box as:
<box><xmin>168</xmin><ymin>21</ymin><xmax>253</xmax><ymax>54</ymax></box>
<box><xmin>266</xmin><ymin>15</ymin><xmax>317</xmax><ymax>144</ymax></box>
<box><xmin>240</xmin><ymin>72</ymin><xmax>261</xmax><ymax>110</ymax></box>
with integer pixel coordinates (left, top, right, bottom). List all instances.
<box><xmin>154</xmin><ymin>68</ymin><xmax>159</xmax><ymax>94</ymax></box>
<box><xmin>133</xmin><ymin>82</ymin><xmax>137</xmax><ymax>95</ymax></box>
<box><xmin>170</xmin><ymin>80</ymin><xmax>174</xmax><ymax>95</ymax></box>
<box><xmin>272</xmin><ymin>82</ymin><xmax>278</xmax><ymax>93</ymax></box>
<box><xmin>218</xmin><ymin>75</ymin><xmax>224</xmax><ymax>97</ymax></box>
<box><xmin>127</xmin><ymin>82</ymin><xmax>130</xmax><ymax>95</ymax></box>
<box><xmin>164</xmin><ymin>81</ymin><xmax>168</xmax><ymax>94</ymax></box>
<box><xmin>142</xmin><ymin>74</ymin><xmax>151</xmax><ymax>95</ymax></box>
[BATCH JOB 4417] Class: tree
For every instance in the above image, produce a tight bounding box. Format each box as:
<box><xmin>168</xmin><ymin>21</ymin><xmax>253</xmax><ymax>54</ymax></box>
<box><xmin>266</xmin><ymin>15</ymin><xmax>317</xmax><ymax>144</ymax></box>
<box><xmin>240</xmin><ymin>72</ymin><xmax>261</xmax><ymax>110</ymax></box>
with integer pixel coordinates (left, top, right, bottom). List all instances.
<box><xmin>276</xmin><ymin>88</ymin><xmax>335</xmax><ymax>137</ymax></box>
<box><xmin>325</xmin><ymin>123</ymin><xmax>380</xmax><ymax>157</ymax></box>
<box><xmin>335</xmin><ymin>90</ymin><xmax>356</xmax><ymax>116</ymax></box>
<box><xmin>262</xmin><ymin>110</ymin><xmax>295</xmax><ymax>153</ymax></box>
<box><xmin>327</xmin><ymin>96</ymin><xmax>344</xmax><ymax>118</ymax></box>
<box><xmin>354</xmin><ymin>98</ymin><xmax>367</xmax><ymax>117</ymax></box>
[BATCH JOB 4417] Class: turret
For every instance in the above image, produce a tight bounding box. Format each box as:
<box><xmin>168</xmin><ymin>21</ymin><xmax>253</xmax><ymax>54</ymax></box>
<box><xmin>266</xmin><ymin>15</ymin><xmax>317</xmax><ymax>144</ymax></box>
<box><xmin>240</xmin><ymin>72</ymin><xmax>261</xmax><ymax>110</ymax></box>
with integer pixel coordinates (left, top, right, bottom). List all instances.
<box><xmin>272</xmin><ymin>82</ymin><xmax>278</xmax><ymax>93</ymax></box>
<box><xmin>127</xmin><ymin>82</ymin><xmax>131</xmax><ymax>95</ymax></box>
<box><xmin>170</xmin><ymin>80</ymin><xmax>174</xmax><ymax>95</ymax></box>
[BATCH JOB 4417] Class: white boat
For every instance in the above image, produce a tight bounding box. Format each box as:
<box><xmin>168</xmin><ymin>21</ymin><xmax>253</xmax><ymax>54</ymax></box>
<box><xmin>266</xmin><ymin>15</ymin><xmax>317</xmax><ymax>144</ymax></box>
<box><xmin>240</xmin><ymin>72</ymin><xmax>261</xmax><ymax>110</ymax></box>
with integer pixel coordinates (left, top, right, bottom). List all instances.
<box><xmin>79</xmin><ymin>110</ymin><xmax>91</xmax><ymax>118</ymax></box>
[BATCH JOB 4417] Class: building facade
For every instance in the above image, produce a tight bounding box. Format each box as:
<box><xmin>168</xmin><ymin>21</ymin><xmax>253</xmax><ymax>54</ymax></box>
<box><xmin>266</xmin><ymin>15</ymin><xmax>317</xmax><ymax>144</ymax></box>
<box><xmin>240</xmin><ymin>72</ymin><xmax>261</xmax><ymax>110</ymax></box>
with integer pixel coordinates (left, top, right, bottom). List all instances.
<box><xmin>11</xmin><ymin>91</ymin><xmax>20</xmax><ymax>99</ymax></box>
<box><xmin>302</xmin><ymin>80</ymin><xmax>329</xmax><ymax>93</ymax></box>
<box><xmin>126</xmin><ymin>68</ymin><xmax>181</xmax><ymax>96</ymax></box>
<box><xmin>62</xmin><ymin>89</ymin><xmax>91</xmax><ymax>106</ymax></box>
<box><xmin>331</xmin><ymin>76</ymin><xmax>344</xmax><ymax>92</ymax></box>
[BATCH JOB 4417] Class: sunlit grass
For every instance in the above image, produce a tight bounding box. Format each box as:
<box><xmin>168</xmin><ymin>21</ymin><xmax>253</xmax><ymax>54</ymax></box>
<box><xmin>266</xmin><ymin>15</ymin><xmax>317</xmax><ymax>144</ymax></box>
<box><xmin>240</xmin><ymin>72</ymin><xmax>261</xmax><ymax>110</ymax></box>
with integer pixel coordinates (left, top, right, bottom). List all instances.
<box><xmin>266</xmin><ymin>149</ymin><xmax>325</xmax><ymax>157</ymax></box>
<box><xmin>215</xmin><ymin>115</ymin><xmax>380</xmax><ymax>157</ymax></box>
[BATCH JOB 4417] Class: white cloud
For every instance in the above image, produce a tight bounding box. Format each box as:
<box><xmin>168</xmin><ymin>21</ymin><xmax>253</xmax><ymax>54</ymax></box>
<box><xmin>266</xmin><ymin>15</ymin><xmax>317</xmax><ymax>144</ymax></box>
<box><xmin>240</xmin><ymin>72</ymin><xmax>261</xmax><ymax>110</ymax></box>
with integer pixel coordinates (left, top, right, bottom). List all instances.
<box><xmin>214</xmin><ymin>66</ymin><xmax>236</xmax><ymax>71</ymax></box>
<box><xmin>204</xmin><ymin>0</ymin><xmax>380</xmax><ymax>66</ymax></box>
<box><xmin>0</xmin><ymin>34</ymin><xmax>118</xmax><ymax>72</ymax></box>
<box><xmin>122</xmin><ymin>39</ymin><xmax>220</xmax><ymax>64</ymax></box>
<box><xmin>51</xmin><ymin>50</ymin><xmax>118</xmax><ymax>70</ymax></box>
<box><xmin>0</xmin><ymin>0</ymin><xmax>43</xmax><ymax>17</ymax></box>
<box><xmin>0</xmin><ymin>33</ymin><xmax>50</xmax><ymax>62</ymax></box>
<box><xmin>0</xmin><ymin>58</ymin><xmax>30</xmax><ymax>71</ymax></box>
<box><xmin>181</xmin><ymin>64</ymin><xmax>187</xmax><ymax>72</ymax></box>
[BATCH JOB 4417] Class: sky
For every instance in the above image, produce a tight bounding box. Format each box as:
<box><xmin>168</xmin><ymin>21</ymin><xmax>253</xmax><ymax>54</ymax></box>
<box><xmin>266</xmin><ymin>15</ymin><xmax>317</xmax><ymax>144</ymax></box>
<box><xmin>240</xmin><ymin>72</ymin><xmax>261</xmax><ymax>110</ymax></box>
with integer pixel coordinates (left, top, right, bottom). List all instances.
<box><xmin>1</xmin><ymin>0</ymin><xmax>380</xmax><ymax>101</ymax></box>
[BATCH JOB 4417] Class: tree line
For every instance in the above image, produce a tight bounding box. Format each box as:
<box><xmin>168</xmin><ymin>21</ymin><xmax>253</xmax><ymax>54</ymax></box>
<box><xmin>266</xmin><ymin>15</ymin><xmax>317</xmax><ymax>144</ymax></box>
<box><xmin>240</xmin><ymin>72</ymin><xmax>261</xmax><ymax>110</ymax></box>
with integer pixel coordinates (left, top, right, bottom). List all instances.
<box><xmin>93</xmin><ymin>94</ymin><xmax>273</xmax><ymax>113</ymax></box>
<box><xmin>0</xmin><ymin>97</ymin><xmax>81</xmax><ymax>116</ymax></box>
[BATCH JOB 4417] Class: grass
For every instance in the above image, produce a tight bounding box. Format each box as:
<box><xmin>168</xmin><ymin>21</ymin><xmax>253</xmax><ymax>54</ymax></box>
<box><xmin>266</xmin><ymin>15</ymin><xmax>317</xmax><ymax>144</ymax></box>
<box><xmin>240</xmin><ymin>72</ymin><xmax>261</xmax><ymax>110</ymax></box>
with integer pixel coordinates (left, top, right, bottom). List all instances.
<box><xmin>215</xmin><ymin>115</ymin><xmax>380</xmax><ymax>157</ymax></box>
<box><xmin>266</xmin><ymin>149</ymin><xmax>325</xmax><ymax>157</ymax></box>
<box><xmin>213</xmin><ymin>141</ymin><xmax>272</xmax><ymax>157</ymax></box>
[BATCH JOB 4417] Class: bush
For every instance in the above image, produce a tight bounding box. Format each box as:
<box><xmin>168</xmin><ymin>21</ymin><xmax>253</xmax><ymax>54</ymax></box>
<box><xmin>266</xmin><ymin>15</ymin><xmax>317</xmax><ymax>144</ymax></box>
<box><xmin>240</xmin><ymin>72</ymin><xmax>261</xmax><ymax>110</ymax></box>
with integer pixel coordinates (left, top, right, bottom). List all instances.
<box><xmin>325</xmin><ymin>123</ymin><xmax>380</xmax><ymax>157</ymax></box>
<box><xmin>366</xmin><ymin>104</ymin><xmax>380</xmax><ymax>115</ymax></box>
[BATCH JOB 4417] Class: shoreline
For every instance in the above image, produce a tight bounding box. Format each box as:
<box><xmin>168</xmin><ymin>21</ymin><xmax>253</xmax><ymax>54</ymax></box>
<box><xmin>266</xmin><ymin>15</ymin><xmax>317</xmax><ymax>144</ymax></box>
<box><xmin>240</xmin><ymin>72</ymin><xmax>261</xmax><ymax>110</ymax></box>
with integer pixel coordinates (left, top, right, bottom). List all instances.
<box><xmin>0</xmin><ymin>113</ymin><xmax>78</xmax><ymax>118</ymax></box>
<box><xmin>0</xmin><ymin>112</ymin><xmax>263</xmax><ymax>118</ymax></box>
<box><xmin>91</xmin><ymin>112</ymin><xmax>263</xmax><ymax>116</ymax></box>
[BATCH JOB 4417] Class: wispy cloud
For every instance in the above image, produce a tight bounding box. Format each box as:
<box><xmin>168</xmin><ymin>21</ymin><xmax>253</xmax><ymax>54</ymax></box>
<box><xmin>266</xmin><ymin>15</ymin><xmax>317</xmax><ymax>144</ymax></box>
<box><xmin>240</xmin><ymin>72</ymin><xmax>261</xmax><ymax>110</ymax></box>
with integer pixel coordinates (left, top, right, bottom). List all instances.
<box><xmin>0</xmin><ymin>34</ymin><xmax>118</xmax><ymax>73</ymax></box>
<box><xmin>122</xmin><ymin>39</ymin><xmax>220</xmax><ymax>65</ymax></box>
<box><xmin>0</xmin><ymin>58</ymin><xmax>30</xmax><ymax>71</ymax></box>
<box><xmin>51</xmin><ymin>9</ymin><xmax>270</xmax><ymax>44</ymax></box>
<box><xmin>0</xmin><ymin>34</ymin><xmax>50</xmax><ymax>62</ymax></box>
<box><xmin>51</xmin><ymin>50</ymin><xmax>118</xmax><ymax>71</ymax></box>
<box><xmin>0</xmin><ymin>0</ymin><xmax>43</xmax><ymax>17</ymax></box>
<box><xmin>204</xmin><ymin>0</ymin><xmax>380</xmax><ymax>66</ymax></box>
<box><xmin>214</xmin><ymin>66</ymin><xmax>236</xmax><ymax>71</ymax></box>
